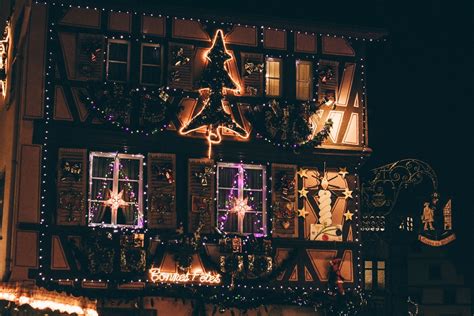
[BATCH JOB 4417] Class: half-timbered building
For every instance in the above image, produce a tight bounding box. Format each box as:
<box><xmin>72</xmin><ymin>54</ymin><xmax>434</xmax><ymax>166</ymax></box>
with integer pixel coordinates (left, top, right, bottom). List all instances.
<box><xmin>0</xmin><ymin>1</ymin><xmax>387</xmax><ymax>314</ymax></box>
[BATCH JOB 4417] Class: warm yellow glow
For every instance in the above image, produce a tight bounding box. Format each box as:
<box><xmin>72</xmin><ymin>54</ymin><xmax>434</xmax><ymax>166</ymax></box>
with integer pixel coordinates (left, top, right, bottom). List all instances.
<box><xmin>179</xmin><ymin>29</ymin><xmax>249</xmax><ymax>158</ymax></box>
<box><xmin>0</xmin><ymin>283</ymin><xmax>97</xmax><ymax>316</ymax></box>
<box><xmin>149</xmin><ymin>268</ymin><xmax>221</xmax><ymax>284</ymax></box>
<box><xmin>229</xmin><ymin>196</ymin><xmax>252</xmax><ymax>219</ymax></box>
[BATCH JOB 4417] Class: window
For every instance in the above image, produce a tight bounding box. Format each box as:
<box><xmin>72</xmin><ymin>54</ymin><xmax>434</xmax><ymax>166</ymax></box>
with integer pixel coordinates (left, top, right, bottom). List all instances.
<box><xmin>296</xmin><ymin>60</ymin><xmax>312</xmax><ymax>100</ymax></box>
<box><xmin>376</xmin><ymin>261</ymin><xmax>385</xmax><ymax>289</ymax></box>
<box><xmin>217</xmin><ymin>163</ymin><xmax>266</xmax><ymax>235</ymax></box>
<box><xmin>265</xmin><ymin>58</ymin><xmax>281</xmax><ymax>97</ymax></box>
<box><xmin>364</xmin><ymin>261</ymin><xmax>373</xmax><ymax>290</ymax></box>
<box><xmin>140</xmin><ymin>43</ymin><xmax>161</xmax><ymax>85</ymax></box>
<box><xmin>88</xmin><ymin>152</ymin><xmax>144</xmax><ymax>228</ymax></box>
<box><xmin>106</xmin><ymin>39</ymin><xmax>130</xmax><ymax>81</ymax></box>
<box><xmin>364</xmin><ymin>260</ymin><xmax>385</xmax><ymax>290</ymax></box>
<box><xmin>318</xmin><ymin>60</ymin><xmax>338</xmax><ymax>106</ymax></box>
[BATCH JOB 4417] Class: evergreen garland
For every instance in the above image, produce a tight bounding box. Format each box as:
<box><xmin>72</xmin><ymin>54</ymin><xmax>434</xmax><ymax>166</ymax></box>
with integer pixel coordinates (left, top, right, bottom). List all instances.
<box><xmin>80</xmin><ymin>81</ymin><xmax>182</xmax><ymax>134</ymax></box>
<box><xmin>246</xmin><ymin>99</ymin><xmax>333</xmax><ymax>151</ymax></box>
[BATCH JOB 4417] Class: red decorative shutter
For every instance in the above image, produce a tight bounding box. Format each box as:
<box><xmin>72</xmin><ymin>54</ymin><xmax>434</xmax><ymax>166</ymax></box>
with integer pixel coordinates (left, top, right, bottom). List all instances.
<box><xmin>188</xmin><ymin>158</ymin><xmax>215</xmax><ymax>233</ymax></box>
<box><xmin>241</xmin><ymin>53</ymin><xmax>263</xmax><ymax>97</ymax></box>
<box><xmin>56</xmin><ymin>148</ymin><xmax>87</xmax><ymax>225</ymax></box>
<box><xmin>147</xmin><ymin>153</ymin><xmax>177</xmax><ymax>229</ymax></box>
<box><xmin>271</xmin><ymin>163</ymin><xmax>298</xmax><ymax>237</ymax></box>
<box><xmin>168</xmin><ymin>43</ymin><xmax>194</xmax><ymax>90</ymax></box>
<box><xmin>76</xmin><ymin>33</ymin><xmax>104</xmax><ymax>80</ymax></box>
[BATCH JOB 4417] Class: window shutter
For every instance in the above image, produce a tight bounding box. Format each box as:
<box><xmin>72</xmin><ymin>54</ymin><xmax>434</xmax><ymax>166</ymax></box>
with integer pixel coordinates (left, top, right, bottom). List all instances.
<box><xmin>241</xmin><ymin>53</ymin><xmax>263</xmax><ymax>96</ymax></box>
<box><xmin>147</xmin><ymin>153</ymin><xmax>177</xmax><ymax>229</ymax></box>
<box><xmin>271</xmin><ymin>163</ymin><xmax>298</xmax><ymax>237</ymax></box>
<box><xmin>318</xmin><ymin>60</ymin><xmax>338</xmax><ymax>105</ymax></box>
<box><xmin>76</xmin><ymin>33</ymin><xmax>104</xmax><ymax>80</ymax></box>
<box><xmin>168</xmin><ymin>43</ymin><xmax>194</xmax><ymax>90</ymax></box>
<box><xmin>188</xmin><ymin>158</ymin><xmax>215</xmax><ymax>233</ymax></box>
<box><xmin>56</xmin><ymin>148</ymin><xmax>87</xmax><ymax>225</ymax></box>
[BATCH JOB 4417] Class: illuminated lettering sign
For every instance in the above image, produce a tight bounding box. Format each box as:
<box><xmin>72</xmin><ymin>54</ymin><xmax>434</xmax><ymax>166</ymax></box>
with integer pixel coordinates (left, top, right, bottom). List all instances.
<box><xmin>148</xmin><ymin>268</ymin><xmax>221</xmax><ymax>285</ymax></box>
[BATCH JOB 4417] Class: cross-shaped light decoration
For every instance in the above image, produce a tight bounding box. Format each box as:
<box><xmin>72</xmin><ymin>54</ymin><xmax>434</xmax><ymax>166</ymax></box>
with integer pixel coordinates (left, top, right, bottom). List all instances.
<box><xmin>103</xmin><ymin>189</ymin><xmax>128</xmax><ymax>225</ymax></box>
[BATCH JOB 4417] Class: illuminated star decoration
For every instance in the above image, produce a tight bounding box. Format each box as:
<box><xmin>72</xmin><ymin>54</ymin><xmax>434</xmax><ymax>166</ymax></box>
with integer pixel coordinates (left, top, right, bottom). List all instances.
<box><xmin>338</xmin><ymin>167</ymin><xmax>349</xmax><ymax>178</ymax></box>
<box><xmin>298</xmin><ymin>187</ymin><xmax>309</xmax><ymax>198</ymax></box>
<box><xmin>297</xmin><ymin>207</ymin><xmax>309</xmax><ymax>218</ymax></box>
<box><xmin>297</xmin><ymin>168</ymin><xmax>309</xmax><ymax>178</ymax></box>
<box><xmin>230</xmin><ymin>197</ymin><xmax>252</xmax><ymax>219</ymax></box>
<box><xmin>343</xmin><ymin>210</ymin><xmax>354</xmax><ymax>221</ymax></box>
<box><xmin>179</xmin><ymin>29</ymin><xmax>249</xmax><ymax>158</ymax></box>
<box><xmin>103</xmin><ymin>189</ymin><xmax>128</xmax><ymax>224</ymax></box>
<box><xmin>342</xmin><ymin>188</ymin><xmax>353</xmax><ymax>199</ymax></box>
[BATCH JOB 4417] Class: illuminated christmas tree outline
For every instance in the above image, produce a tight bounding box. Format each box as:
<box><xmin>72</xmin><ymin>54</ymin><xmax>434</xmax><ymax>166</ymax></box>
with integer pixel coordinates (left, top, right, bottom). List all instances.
<box><xmin>179</xmin><ymin>29</ymin><xmax>249</xmax><ymax>158</ymax></box>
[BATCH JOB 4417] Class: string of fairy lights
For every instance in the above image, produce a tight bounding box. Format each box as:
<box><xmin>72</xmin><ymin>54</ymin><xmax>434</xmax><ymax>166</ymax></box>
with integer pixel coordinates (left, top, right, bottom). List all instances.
<box><xmin>29</xmin><ymin>1</ymin><xmax>375</xmax><ymax>314</ymax></box>
<box><xmin>35</xmin><ymin>0</ymin><xmax>386</xmax><ymax>42</ymax></box>
<box><xmin>87</xmin><ymin>153</ymin><xmax>143</xmax><ymax>229</ymax></box>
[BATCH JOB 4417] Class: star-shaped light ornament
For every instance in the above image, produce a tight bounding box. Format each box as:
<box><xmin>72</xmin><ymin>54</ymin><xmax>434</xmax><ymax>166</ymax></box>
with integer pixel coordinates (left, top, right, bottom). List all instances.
<box><xmin>103</xmin><ymin>189</ymin><xmax>128</xmax><ymax>224</ymax></box>
<box><xmin>298</xmin><ymin>187</ymin><xmax>309</xmax><ymax>198</ymax></box>
<box><xmin>179</xmin><ymin>29</ymin><xmax>249</xmax><ymax>158</ymax></box>
<box><xmin>338</xmin><ymin>167</ymin><xmax>349</xmax><ymax>178</ymax></box>
<box><xmin>343</xmin><ymin>210</ymin><xmax>354</xmax><ymax>221</ymax></box>
<box><xmin>342</xmin><ymin>188</ymin><xmax>353</xmax><ymax>200</ymax></box>
<box><xmin>230</xmin><ymin>197</ymin><xmax>252</xmax><ymax>219</ymax></box>
<box><xmin>297</xmin><ymin>168</ymin><xmax>309</xmax><ymax>178</ymax></box>
<box><xmin>297</xmin><ymin>207</ymin><xmax>309</xmax><ymax>218</ymax></box>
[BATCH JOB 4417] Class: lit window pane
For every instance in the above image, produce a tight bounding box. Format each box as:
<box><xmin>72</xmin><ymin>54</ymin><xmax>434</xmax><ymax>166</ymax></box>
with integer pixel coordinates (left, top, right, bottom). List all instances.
<box><xmin>217</xmin><ymin>164</ymin><xmax>266</xmax><ymax>235</ymax></box>
<box><xmin>88</xmin><ymin>153</ymin><xmax>143</xmax><ymax>228</ymax></box>
<box><xmin>297</xmin><ymin>63</ymin><xmax>310</xmax><ymax>80</ymax></box>
<box><xmin>296</xmin><ymin>61</ymin><xmax>312</xmax><ymax>100</ymax></box>
<box><xmin>365</xmin><ymin>261</ymin><xmax>373</xmax><ymax>268</ymax></box>
<box><xmin>365</xmin><ymin>269</ymin><xmax>373</xmax><ymax>290</ymax></box>
<box><xmin>266</xmin><ymin>78</ymin><xmax>280</xmax><ymax>96</ymax></box>
<box><xmin>377</xmin><ymin>270</ymin><xmax>385</xmax><ymax>289</ymax></box>
<box><xmin>297</xmin><ymin>82</ymin><xmax>310</xmax><ymax>100</ymax></box>
<box><xmin>267</xmin><ymin>60</ymin><xmax>280</xmax><ymax>77</ymax></box>
<box><xmin>377</xmin><ymin>261</ymin><xmax>385</xmax><ymax>269</ymax></box>
<box><xmin>266</xmin><ymin>59</ymin><xmax>281</xmax><ymax>97</ymax></box>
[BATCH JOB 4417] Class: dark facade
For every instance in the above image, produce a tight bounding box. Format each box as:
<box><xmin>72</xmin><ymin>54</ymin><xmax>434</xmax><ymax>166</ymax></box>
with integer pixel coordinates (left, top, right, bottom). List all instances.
<box><xmin>0</xmin><ymin>1</ymin><xmax>396</xmax><ymax>315</ymax></box>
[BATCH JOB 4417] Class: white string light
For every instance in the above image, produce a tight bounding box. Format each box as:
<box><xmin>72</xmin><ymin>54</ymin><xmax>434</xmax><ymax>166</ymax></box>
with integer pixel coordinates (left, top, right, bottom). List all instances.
<box><xmin>31</xmin><ymin>2</ymin><xmax>373</xmax><ymax>311</ymax></box>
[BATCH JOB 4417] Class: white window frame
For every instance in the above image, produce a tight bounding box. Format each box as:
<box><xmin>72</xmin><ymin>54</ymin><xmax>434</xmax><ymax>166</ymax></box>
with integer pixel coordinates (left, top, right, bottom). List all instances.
<box><xmin>216</xmin><ymin>162</ymin><xmax>267</xmax><ymax>236</ymax></box>
<box><xmin>106</xmin><ymin>39</ymin><xmax>130</xmax><ymax>82</ymax></box>
<box><xmin>88</xmin><ymin>152</ymin><xmax>144</xmax><ymax>228</ymax></box>
<box><xmin>296</xmin><ymin>60</ymin><xmax>313</xmax><ymax>100</ymax></box>
<box><xmin>265</xmin><ymin>57</ymin><xmax>282</xmax><ymax>97</ymax></box>
<box><xmin>140</xmin><ymin>43</ymin><xmax>162</xmax><ymax>86</ymax></box>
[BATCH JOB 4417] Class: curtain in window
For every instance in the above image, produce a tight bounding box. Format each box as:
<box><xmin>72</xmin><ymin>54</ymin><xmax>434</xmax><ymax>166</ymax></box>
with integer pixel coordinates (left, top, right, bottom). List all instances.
<box><xmin>296</xmin><ymin>62</ymin><xmax>312</xmax><ymax>100</ymax></box>
<box><xmin>266</xmin><ymin>59</ymin><xmax>281</xmax><ymax>96</ymax></box>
